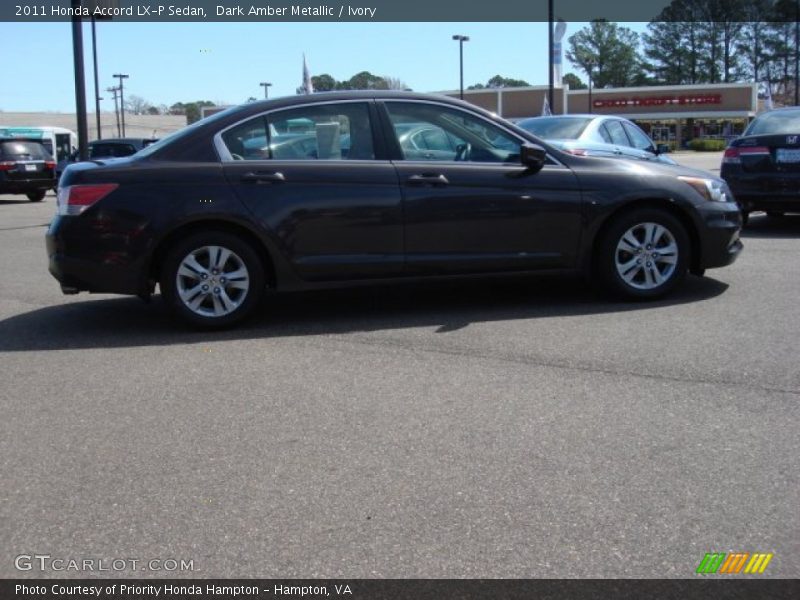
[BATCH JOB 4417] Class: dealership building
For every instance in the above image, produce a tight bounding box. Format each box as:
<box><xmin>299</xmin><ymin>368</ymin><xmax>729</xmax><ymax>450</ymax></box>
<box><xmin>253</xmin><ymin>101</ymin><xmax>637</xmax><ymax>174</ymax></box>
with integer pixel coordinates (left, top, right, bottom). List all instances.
<box><xmin>444</xmin><ymin>82</ymin><xmax>759</xmax><ymax>149</ymax></box>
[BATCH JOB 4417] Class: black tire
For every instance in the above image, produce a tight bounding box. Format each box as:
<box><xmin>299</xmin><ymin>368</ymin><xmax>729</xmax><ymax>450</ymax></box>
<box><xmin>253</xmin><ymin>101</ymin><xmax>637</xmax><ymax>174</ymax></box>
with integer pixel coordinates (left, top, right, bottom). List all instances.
<box><xmin>766</xmin><ymin>211</ymin><xmax>785</xmax><ymax>218</ymax></box>
<box><xmin>26</xmin><ymin>190</ymin><xmax>45</xmax><ymax>202</ymax></box>
<box><xmin>160</xmin><ymin>231</ymin><xmax>265</xmax><ymax>328</ymax></box>
<box><xmin>595</xmin><ymin>208</ymin><xmax>690</xmax><ymax>300</ymax></box>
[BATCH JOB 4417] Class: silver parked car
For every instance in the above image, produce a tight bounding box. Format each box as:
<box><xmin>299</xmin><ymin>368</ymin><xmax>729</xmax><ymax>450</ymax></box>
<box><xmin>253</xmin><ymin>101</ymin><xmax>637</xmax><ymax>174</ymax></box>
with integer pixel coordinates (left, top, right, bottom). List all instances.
<box><xmin>516</xmin><ymin>115</ymin><xmax>676</xmax><ymax>165</ymax></box>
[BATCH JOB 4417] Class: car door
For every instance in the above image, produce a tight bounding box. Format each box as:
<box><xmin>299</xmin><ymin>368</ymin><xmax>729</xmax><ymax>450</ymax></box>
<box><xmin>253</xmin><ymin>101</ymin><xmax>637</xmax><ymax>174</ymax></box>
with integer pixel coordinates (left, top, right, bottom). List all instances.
<box><xmin>220</xmin><ymin>101</ymin><xmax>404</xmax><ymax>281</ymax></box>
<box><xmin>380</xmin><ymin>100</ymin><xmax>583</xmax><ymax>274</ymax></box>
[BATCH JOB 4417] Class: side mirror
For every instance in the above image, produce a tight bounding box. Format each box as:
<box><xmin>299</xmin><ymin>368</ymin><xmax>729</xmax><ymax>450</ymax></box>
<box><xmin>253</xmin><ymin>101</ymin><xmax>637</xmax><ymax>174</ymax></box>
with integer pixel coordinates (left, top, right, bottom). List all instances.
<box><xmin>520</xmin><ymin>143</ymin><xmax>547</xmax><ymax>171</ymax></box>
<box><xmin>656</xmin><ymin>143</ymin><xmax>670</xmax><ymax>155</ymax></box>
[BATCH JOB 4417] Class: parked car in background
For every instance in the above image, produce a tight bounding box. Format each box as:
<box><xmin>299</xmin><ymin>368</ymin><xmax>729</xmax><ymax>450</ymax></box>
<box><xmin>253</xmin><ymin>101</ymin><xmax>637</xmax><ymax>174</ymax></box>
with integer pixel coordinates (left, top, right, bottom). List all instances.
<box><xmin>56</xmin><ymin>137</ymin><xmax>158</xmax><ymax>179</ymax></box>
<box><xmin>516</xmin><ymin>115</ymin><xmax>677</xmax><ymax>165</ymax></box>
<box><xmin>48</xmin><ymin>91</ymin><xmax>742</xmax><ymax>328</ymax></box>
<box><xmin>0</xmin><ymin>138</ymin><xmax>56</xmax><ymax>201</ymax></box>
<box><xmin>721</xmin><ymin>107</ymin><xmax>800</xmax><ymax>225</ymax></box>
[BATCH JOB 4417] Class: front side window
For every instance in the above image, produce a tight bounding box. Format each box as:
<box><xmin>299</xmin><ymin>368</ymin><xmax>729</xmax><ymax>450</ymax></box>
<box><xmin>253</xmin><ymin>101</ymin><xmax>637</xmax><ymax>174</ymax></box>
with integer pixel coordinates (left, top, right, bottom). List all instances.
<box><xmin>386</xmin><ymin>102</ymin><xmax>520</xmax><ymax>163</ymax></box>
<box><xmin>221</xmin><ymin>103</ymin><xmax>375</xmax><ymax>161</ymax></box>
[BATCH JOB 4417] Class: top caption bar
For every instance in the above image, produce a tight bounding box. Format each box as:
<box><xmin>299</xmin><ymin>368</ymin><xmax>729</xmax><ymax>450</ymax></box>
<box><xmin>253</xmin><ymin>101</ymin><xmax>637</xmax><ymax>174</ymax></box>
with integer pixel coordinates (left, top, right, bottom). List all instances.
<box><xmin>3</xmin><ymin>0</ymin><xmax>797</xmax><ymax>23</ymax></box>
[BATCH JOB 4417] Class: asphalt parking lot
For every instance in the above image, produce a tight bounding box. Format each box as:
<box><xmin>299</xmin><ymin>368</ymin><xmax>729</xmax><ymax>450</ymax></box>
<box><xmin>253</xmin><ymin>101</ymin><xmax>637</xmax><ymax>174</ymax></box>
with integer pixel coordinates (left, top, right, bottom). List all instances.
<box><xmin>1</xmin><ymin>152</ymin><xmax>798</xmax><ymax>578</ymax></box>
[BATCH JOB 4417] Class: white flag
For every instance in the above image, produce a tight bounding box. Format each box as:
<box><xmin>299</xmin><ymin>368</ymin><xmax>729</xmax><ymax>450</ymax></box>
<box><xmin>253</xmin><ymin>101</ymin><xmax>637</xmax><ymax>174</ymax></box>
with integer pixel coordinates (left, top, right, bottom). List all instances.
<box><xmin>542</xmin><ymin>94</ymin><xmax>552</xmax><ymax>116</ymax></box>
<box><xmin>302</xmin><ymin>53</ymin><xmax>314</xmax><ymax>95</ymax></box>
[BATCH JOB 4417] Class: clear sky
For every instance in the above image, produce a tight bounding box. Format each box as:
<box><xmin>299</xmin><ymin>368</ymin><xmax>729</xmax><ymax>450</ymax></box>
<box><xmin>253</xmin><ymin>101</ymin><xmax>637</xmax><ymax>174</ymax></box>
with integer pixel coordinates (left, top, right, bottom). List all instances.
<box><xmin>1</xmin><ymin>21</ymin><xmax>647</xmax><ymax>112</ymax></box>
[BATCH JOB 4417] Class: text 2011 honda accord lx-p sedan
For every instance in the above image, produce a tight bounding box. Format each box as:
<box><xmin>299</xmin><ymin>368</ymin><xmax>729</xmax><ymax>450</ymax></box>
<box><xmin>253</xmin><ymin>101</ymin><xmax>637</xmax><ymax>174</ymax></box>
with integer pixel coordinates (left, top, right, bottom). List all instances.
<box><xmin>47</xmin><ymin>91</ymin><xmax>742</xmax><ymax>328</ymax></box>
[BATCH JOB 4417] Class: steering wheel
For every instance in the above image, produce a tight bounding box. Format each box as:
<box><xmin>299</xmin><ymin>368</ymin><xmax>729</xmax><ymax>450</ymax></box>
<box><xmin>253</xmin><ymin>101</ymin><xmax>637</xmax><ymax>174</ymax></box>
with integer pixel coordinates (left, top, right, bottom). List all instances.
<box><xmin>454</xmin><ymin>142</ymin><xmax>472</xmax><ymax>162</ymax></box>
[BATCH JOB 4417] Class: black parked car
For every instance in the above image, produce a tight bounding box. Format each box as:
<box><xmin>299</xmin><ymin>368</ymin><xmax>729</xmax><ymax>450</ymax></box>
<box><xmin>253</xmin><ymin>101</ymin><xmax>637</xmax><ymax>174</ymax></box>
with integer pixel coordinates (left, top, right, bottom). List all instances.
<box><xmin>0</xmin><ymin>138</ymin><xmax>56</xmax><ymax>201</ymax></box>
<box><xmin>56</xmin><ymin>137</ymin><xmax>158</xmax><ymax>180</ymax></box>
<box><xmin>721</xmin><ymin>107</ymin><xmax>800</xmax><ymax>224</ymax></box>
<box><xmin>48</xmin><ymin>91</ymin><xmax>742</xmax><ymax>327</ymax></box>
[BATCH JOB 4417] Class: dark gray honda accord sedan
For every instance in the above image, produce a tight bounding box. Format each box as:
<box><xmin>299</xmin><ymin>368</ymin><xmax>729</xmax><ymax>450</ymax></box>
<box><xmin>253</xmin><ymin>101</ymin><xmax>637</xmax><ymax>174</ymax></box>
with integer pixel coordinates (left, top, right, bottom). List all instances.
<box><xmin>47</xmin><ymin>91</ymin><xmax>742</xmax><ymax>327</ymax></box>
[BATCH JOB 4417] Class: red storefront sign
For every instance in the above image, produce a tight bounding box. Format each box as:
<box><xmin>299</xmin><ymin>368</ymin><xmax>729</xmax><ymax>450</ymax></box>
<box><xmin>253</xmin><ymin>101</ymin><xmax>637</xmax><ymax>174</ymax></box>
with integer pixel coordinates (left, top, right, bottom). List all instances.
<box><xmin>593</xmin><ymin>94</ymin><xmax>723</xmax><ymax>109</ymax></box>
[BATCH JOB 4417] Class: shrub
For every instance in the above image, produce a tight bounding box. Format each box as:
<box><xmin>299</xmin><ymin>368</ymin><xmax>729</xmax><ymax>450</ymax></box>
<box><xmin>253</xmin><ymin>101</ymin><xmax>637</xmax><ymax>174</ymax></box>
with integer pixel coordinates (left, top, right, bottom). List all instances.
<box><xmin>688</xmin><ymin>138</ymin><xmax>727</xmax><ymax>151</ymax></box>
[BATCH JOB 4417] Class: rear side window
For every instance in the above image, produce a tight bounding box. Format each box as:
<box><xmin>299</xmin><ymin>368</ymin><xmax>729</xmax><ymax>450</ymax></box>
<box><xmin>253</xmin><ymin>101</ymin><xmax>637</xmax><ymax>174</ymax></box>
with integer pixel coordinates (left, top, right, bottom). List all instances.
<box><xmin>603</xmin><ymin>121</ymin><xmax>631</xmax><ymax>146</ymax></box>
<box><xmin>518</xmin><ymin>117</ymin><xmax>592</xmax><ymax>140</ymax></box>
<box><xmin>0</xmin><ymin>141</ymin><xmax>50</xmax><ymax>160</ymax></box>
<box><xmin>622</xmin><ymin>122</ymin><xmax>655</xmax><ymax>151</ymax></box>
<box><xmin>221</xmin><ymin>103</ymin><xmax>375</xmax><ymax>161</ymax></box>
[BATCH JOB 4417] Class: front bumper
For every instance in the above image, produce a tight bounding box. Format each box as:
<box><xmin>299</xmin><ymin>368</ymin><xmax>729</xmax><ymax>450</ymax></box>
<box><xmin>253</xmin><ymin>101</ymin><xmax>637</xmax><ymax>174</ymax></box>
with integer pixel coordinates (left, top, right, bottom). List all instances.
<box><xmin>695</xmin><ymin>203</ymin><xmax>743</xmax><ymax>269</ymax></box>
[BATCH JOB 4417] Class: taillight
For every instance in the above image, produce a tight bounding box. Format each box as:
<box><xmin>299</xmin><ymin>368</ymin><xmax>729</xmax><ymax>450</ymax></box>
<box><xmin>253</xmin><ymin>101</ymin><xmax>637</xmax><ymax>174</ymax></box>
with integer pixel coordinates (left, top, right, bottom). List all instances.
<box><xmin>0</xmin><ymin>161</ymin><xmax>15</xmax><ymax>171</ymax></box>
<box><xmin>57</xmin><ymin>183</ymin><xmax>118</xmax><ymax>216</ymax></box>
<box><xmin>45</xmin><ymin>160</ymin><xmax>56</xmax><ymax>169</ymax></box>
<box><xmin>724</xmin><ymin>146</ymin><xmax>770</xmax><ymax>164</ymax></box>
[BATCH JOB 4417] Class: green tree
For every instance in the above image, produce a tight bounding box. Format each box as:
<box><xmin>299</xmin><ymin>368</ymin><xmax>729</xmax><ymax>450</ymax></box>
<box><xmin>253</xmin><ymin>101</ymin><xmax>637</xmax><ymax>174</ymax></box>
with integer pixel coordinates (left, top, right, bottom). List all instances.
<box><xmin>311</xmin><ymin>73</ymin><xmax>337</xmax><ymax>92</ymax></box>
<box><xmin>337</xmin><ymin>71</ymin><xmax>389</xmax><ymax>90</ymax></box>
<box><xmin>468</xmin><ymin>75</ymin><xmax>530</xmax><ymax>90</ymax></box>
<box><xmin>562</xmin><ymin>73</ymin><xmax>586</xmax><ymax>90</ymax></box>
<box><xmin>170</xmin><ymin>101</ymin><xmax>216</xmax><ymax>124</ymax></box>
<box><xmin>566</xmin><ymin>20</ymin><xmax>643</xmax><ymax>88</ymax></box>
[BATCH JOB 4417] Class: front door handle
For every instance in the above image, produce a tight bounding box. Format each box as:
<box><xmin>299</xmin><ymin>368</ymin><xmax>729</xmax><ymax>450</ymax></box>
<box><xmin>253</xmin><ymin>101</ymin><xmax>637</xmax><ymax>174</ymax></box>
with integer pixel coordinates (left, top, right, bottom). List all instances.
<box><xmin>241</xmin><ymin>171</ymin><xmax>286</xmax><ymax>184</ymax></box>
<box><xmin>407</xmin><ymin>173</ymin><xmax>449</xmax><ymax>186</ymax></box>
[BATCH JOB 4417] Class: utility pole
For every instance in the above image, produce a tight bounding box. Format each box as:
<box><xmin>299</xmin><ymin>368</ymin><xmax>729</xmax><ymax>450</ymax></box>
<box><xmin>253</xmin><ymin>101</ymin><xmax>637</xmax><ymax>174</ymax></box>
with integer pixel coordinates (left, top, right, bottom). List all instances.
<box><xmin>113</xmin><ymin>73</ymin><xmax>129</xmax><ymax>136</ymax></box>
<box><xmin>107</xmin><ymin>86</ymin><xmax>120</xmax><ymax>137</ymax></box>
<box><xmin>91</xmin><ymin>16</ymin><xmax>102</xmax><ymax>139</ymax></box>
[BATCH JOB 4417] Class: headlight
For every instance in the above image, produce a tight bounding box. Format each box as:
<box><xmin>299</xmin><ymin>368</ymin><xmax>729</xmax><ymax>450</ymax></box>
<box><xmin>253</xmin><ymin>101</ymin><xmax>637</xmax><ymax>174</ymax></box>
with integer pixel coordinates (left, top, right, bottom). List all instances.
<box><xmin>677</xmin><ymin>176</ymin><xmax>729</xmax><ymax>202</ymax></box>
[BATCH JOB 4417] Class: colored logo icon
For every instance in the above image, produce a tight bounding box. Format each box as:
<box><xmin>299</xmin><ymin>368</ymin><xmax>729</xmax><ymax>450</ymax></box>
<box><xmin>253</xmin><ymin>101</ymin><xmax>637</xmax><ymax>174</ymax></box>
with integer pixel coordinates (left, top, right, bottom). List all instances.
<box><xmin>696</xmin><ymin>552</ymin><xmax>774</xmax><ymax>574</ymax></box>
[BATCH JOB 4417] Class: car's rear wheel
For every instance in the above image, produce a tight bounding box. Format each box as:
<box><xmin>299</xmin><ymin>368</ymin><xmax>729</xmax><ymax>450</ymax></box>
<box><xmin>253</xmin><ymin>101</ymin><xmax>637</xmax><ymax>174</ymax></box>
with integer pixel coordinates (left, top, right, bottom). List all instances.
<box><xmin>160</xmin><ymin>231</ymin><xmax>265</xmax><ymax>328</ymax></box>
<box><xmin>27</xmin><ymin>191</ymin><xmax>45</xmax><ymax>202</ymax></box>
<box><xmin>596</xmin><ymin>208</ymin><xmax>689</xmax><ymax>299</ymax></box>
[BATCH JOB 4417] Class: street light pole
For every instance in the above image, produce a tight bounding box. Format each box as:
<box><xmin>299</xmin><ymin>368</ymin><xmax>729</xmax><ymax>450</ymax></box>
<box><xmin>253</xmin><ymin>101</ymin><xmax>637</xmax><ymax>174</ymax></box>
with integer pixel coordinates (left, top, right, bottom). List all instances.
<box><xmin>260</xmin><ymin>82</ymin><xmax>272</xmax><ymax>99</ymax></box>
<box><xmin>452</xmin><ymin>34</ymin><xmax>470</xmax><ymax>100</ymax></box>
<box><xmin>588</xmin><ymin>63</ymin><xmax>594</xmax><ymax>114</ymax></box>
<box><xmin>548</xmin><ymin>0</ymin><xmax>554</xmax><ymax>112</ymax></box>
<box><xmin>113</xmin><ymin>73</ymin><xmax>129</xmax><ymax>136</ymax></box>
<box><xmin>71</xmin><ymin>0</ymin><xmax>89</xmax><ymax>160</ymax></box>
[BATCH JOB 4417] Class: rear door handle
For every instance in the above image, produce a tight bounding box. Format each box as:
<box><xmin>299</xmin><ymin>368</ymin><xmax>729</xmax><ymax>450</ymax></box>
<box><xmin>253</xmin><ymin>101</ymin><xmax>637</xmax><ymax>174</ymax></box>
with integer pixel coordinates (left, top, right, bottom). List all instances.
<box><xmin>241</xmin><ymin>171</ymin><xmax>285</xmax><ymax>184</ymax></box>
<box><xmin>407</xmin><ymin>173</ymin><xmax>449</xmax><ymax>186</ymax></box>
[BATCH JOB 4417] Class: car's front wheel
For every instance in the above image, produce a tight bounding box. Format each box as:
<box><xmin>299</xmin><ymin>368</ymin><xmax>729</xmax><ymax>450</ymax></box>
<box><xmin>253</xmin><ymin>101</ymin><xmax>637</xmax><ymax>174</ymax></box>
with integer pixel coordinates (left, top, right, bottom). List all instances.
<box><xmin>160</xmin><ymin>231</ymin><xmax>265</xmax><ymax>328</ymax></box>
<box><xmin>27</xmin><ymin>190</ymin><xmax>45</xmax><ymax>202</ymax></box>
<box><xmin>596</xmin><ymin>209</ymin><xmax>689</xmax><ymax>299</ymax></box>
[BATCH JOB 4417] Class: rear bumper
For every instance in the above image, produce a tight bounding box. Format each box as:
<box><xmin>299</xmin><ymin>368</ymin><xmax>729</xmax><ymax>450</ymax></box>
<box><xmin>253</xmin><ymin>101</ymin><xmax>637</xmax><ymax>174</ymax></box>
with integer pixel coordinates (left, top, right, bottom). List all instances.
<box><xmin>0</xmin><ymin>179</ymin><xmax>55</xmax><ymax>194</ymax></box>
<box><xmin>722</xmin><ymin>170</ymin><xmax>800</xmax><ymax>213</ymax></box>
<box><xmin>46</xmin><ymin>215</ymin><xmax>149</xmax><ymax>295</ymax></box>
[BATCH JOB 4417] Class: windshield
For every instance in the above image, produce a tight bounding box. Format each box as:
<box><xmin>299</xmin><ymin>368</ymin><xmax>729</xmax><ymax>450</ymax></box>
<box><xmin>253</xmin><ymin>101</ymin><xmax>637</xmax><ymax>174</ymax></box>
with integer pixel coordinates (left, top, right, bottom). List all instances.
<box><xmin>745</xmin><ymin>110</ymin><xmax>800</xmax><ymax>135</ymax></box>
<box><xmin>135</xmin><ymin>106</ymin><xmax>241</xmax><ymax>158</ymax></box>
<box><xmin>517</xmin><ymin>117</ymin><xmax>593</xmax><ymax>140</ymax></box>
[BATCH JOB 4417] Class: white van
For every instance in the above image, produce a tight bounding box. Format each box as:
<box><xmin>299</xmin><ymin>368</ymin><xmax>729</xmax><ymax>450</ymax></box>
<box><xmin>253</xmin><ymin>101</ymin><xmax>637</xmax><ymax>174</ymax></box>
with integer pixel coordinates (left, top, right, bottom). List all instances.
<box><xmin>0</xmin><ymin>126</ymin><xmax>77</xmax><ymax>162</ymax></box>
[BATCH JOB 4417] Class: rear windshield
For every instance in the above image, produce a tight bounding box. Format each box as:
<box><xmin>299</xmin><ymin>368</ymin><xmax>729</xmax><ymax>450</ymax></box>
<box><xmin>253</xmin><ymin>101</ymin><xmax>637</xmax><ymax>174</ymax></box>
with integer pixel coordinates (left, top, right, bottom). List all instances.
<box><xmin>517</xmin><ymin>117</ymin><xmax>593</xmax><ymax>140</ymax></box>
<box><xmin>0</xmin><ymin>141</ymin><xmax>50</xmax><ymax>160</ymax></box>
<box><xmin>745</xmin><ymin>110</ymin><xmax>800</xmax><ymax>135</ymax></box>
